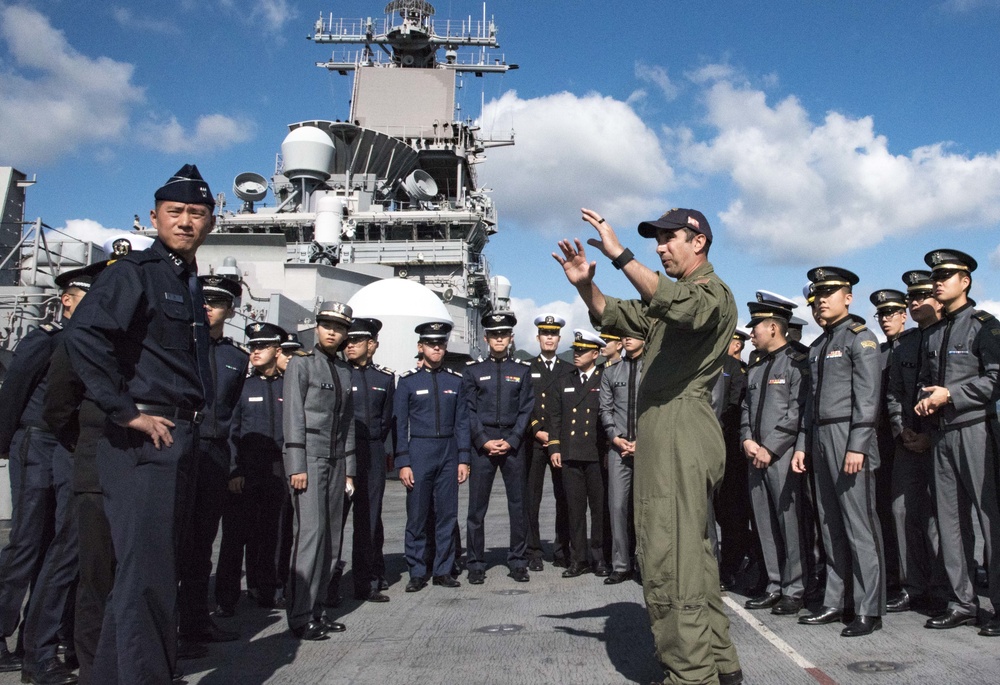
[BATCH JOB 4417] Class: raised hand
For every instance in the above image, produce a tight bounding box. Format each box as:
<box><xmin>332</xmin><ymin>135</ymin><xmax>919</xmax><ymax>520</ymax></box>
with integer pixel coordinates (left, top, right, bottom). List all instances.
<box><xmin>553</xmin><ymin>238</ymin><xmax>596</xmax><ymax>286</ymax></box>
<box><xmin>580</xmin><ymin>208</ymin><xmax>624</xmax><ymax>259</ymax></box>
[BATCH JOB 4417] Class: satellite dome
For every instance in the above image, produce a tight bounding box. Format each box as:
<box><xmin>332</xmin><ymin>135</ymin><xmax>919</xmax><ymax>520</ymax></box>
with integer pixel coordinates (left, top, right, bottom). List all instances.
<box><xmin>281</xmin><ymin>126</ymin><xmax>334</xmax><ymax>181</ymax></box>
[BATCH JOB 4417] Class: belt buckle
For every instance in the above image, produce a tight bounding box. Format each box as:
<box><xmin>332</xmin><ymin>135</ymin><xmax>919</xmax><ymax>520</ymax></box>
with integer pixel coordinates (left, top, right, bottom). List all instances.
<box><xmin>192</xmin><ymin>411</ymin><xmax>204</xmax><ymax>426</ymax></box>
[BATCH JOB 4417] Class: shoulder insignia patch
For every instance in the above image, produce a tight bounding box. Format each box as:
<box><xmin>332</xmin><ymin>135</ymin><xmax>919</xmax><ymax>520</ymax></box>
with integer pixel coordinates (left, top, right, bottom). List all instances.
<box><xmin>400</xmin><ymin>368</ymin><xmax>418</xmax><ymax>378</ymax></box>
<box><xmin>375</xmin><ymin>364</ymin><xmax>395</xmax><ymax>376</ymax></box>
<box><xmin>974</xmin><ymin>310</ymin><xmax>996</xmax><ymax>323</ymax></box>
<box><xmin>861</xmin><ymin>340</ymin><xmax>878</xmax><ymax>350</ymax></box>
<box><xmin>465</xmin><ymin>359</ymin><xmax>478</xmax><ymax>366</ymax></box>
<box><xmin>848</xmin><ymin>322</ymin><xmax>867</xmax><ymax>334</ymax></box>
<box><xmin>445</xmin><ymin>368</ymin><xmax>463</xmax><ymax>377</ymax></box>
<box><xmin>515</xmin><ymin>358</ymin><xmax>531</xmax><ymax>366</ymax></box>
<box><xmin>39</xmin><ymin>322</ymin><xmax>62</xmax><ymax>334</ymax></box>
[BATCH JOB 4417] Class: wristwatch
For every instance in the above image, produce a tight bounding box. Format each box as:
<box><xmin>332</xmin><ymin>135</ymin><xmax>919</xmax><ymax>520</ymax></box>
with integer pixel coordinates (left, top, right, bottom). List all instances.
<box><xmin>611</xmin><ymin>248</ymin><xmax>634</xmax><ymax>270</ymax></box>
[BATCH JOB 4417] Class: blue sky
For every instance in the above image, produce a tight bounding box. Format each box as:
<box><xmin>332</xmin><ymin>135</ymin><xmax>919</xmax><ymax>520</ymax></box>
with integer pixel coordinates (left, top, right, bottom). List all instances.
<box><xmin>3</xmin><ymin>0</ymin><xmax>1000</xmax><ymax>347</ymax></box>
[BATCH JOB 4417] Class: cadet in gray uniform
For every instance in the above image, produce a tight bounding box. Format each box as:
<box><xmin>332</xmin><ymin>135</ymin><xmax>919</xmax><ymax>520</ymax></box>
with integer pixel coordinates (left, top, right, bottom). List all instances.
<box><xmin>793</xmin><ymin>266</ymin><xmax>885</xmax><ymax>637</ymax></box>
<box><xmin>915</xmin><ymin>250</ymin><xmax>1000</xmax><ymax>636</ymax></box>
<box><xmin>884</xmin><ymin>270</ymin><xmax>947</xmax><ymax>613</ymax></box>
<box><xmin>599</xmin><ymin>330</ymin><xmax>645</xmax><ymax>584</ymax></box>
<box><xmin>741</xmin><ymin>293</ymin><xmax>807</xmax><ymax>616</ymax></box>
<box><xmin>283</xmin><ymin>301</ymin><xmax>356</xmax><ymax>641</ymax></box>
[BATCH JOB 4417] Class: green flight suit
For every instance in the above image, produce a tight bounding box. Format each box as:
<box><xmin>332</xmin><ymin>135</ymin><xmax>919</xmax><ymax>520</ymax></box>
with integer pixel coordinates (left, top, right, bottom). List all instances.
<box><xmin>600</xmin><ymin>261</ymin><xmax>741</xmax><ymax>685</ymax></box>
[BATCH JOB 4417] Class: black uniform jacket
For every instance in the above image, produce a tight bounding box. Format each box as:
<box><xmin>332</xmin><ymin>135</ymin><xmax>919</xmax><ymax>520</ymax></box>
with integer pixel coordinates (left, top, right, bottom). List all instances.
<box><xmin>461</xmin><ymin>355</ymin><xmax>535</xmax><ymax>453</ymax></box>
<box><xmin>548</xmin><ymin>367</ymin><xmax>606</xmax><ymax>462</ymax></box>
<box><xmin>0</xmin><ymin>322</ymin><xmax>62</xmax><ymax>454</ymax></box>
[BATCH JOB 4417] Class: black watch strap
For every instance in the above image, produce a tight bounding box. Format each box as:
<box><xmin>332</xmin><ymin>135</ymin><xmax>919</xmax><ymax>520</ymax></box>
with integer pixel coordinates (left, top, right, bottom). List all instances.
<box><xmin>611</xmin><ymin>248</ymin><xmax>635</xmax><ymax>270</ymax></box>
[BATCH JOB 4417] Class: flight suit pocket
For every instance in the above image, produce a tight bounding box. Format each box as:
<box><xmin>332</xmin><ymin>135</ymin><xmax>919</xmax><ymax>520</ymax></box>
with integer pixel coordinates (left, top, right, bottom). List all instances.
<box><xmin>159</xmin><ymin>300</ymin><xmax>193</xmax><ymax>350</ymax></box>
<box><xmin>635</xmin><ymin>494</ymin><xmax>675</xmax><ymax>584</ymax></box>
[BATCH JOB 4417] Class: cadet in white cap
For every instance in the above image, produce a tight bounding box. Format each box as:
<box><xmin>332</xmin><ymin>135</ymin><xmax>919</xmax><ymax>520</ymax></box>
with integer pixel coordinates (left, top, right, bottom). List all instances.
<box><xmin>526</xmin><ymin>314</ymin><xmax>572</xmax><ymax>570</ymax></box>
<box><xmin>282</xmin><ymin>301</ymin><xmax>356</xmax><ymax>640</ymax></box>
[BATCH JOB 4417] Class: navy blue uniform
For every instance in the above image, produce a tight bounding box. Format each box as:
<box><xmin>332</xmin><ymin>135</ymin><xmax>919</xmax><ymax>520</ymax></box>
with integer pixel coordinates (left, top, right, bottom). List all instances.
<box><xmin>347</xmin><ymin>363</ymin><xmax>395</xmax><ymax>596</ymax></box>
<box><xmin>394</xmin><ymin>366</ymin><xmax>470</xmax><ymax>579</ymax></box>
<box><xmin>462</xmin><ymin>356</ymin><xmax>535</xmax><ymax>572</ymax></box>
<box><xmin>178</xmin><ymin>337</ymin><xmax>248</xmax><ymax>635</ymax></box>
<box><xmin>216</xmin><ymin>370</ymin><xmax>285</xmax><ymax>609</ymax></box>
<box><xmin>66</xmin><ymin>239</ymin><xmax>212</xmax><ymax>684</ymax></box>
<box><xmin>0</xmin><ymin>323</ymin><xmax>63</xmax><ymax>654</ymax></box>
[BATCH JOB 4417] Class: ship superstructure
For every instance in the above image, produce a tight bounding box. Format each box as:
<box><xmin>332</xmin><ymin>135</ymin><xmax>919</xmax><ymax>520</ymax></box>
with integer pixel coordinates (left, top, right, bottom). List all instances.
<box><xmin>0</xmin><ymin>0</ymin><xmax>518</xmax><ymax>376</ymax></box>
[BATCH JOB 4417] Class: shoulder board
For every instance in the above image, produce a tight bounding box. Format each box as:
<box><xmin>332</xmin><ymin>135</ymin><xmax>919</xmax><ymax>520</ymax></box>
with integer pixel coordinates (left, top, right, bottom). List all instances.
<box><xmin>848</xmin><ymin>322</ymin><xmax>867</xmax><ymax>334</ymax></box>
<box><xmin>788</xmin><ymin>349</ymin><xmax>808</xmax><ymax>363</ymax></box>
<box><xmin>39</xmin><ymin>321</ymin><xmax>63</xmax><ymax>334</ymax></box>
<box><xmin>399</xmin><ymin>368</ymin><xmax>418</xmax><ymax>378</ymax></box>
<box><xmin>604</xmin><ymin>358</ymin><xmax>622</xmax><ymax>368</ymax></box>
<box><xmin>465</xmin><ymin>359</ymin><xmax>478</xmax><ymax>366</ymax></box>
<box><xmin>974</xmin><ymin>310</ymin><xmax>996</xmax><ymax>323</ymax></box>
<box><xmin>514</xmin><ymin>358</ymin><xmax>531</xmax><ymax>366</ymax></box>
<box><xmin>445</xmin><ymin>367</ymin><xmax>463</xmax><ymax>377</ymax></box>
<box><xmin>233</xmin><ymin>342</ymin><xmax>250</xmax><ymax>354</ymax></box>
<box><xmin>374</xmin><ymin>363</ymin><xmax>395</xmax><ymax>375</ymax></box>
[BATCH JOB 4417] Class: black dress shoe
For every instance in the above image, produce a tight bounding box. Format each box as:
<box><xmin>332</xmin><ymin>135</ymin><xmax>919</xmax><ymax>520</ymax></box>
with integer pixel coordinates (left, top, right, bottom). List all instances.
<box><xmin>291</xmin><ymin>621</ymin><xmax>329</xmax><ymax>641</ymax></box>
<box><xmin>212</xmin><ymin>604</ymin><xmax>235</xmax><ymax>619</ymax></box>
<box><xmin>978</xmin><ymin>616</ymin><xmax>1000</xmax><ymax>636</ymax></box>
<box><xmin>528</xmin><ymin>558</ymin><xmax>544</xmax><ymax>572</ymax></box>
<box><xmin>926</xmin><ymin>608</ymin><xmax>977</xmax><ymax>630</ymax></box>
<box><xmin>0</xmin><ymin>642</ymin><xmax>22</xmax><ymax>673</ymax></box>
<box><xmin>433</xmin><ymin>575</ymin><xmax>461</xmax><ymax>588</ymax></box>
<box><xmin>25</xmin><ymin>657</ymin><xmax>77</xmax><ymax>685</ymax></box>
<box><xmin>175</xmin><ymin>640</ymin><xmax>209</xmax><ymax>660</ymax></box>
<box><xmin>468</xmin><ymin>570</ymin><xmax>486</xmax><ymax>585</ymax></box>
<box><xmin>62</xmin><ymin>652</ymin><xmax>79</xmax><ymax>671</ymax></box>
<box><xmin>318</xmin><ymin>616</ymin><xmax>346</xmax><ymax>633</ymax></box>
<box><xmin>604</xmin><ymin>570</ymin><xmax>631</xmax><ymax>585</ymax></box>
<box><xmin>592</xmin><ymin>563</ymin><xmax>612</xmax><ymax>577</ymax></box>
<box><xmin>405</xmin><ymin>576</ymin><xmax>428</xmax><ymax>592</ymax></box>
<box><xmin>744</xmin><ymin>591</ymin><xmax>782</xmax><ymax>610</ymax></box>
<box><xmin>562</xmin><ymin>563</ymin><xmax>589</xmax><ymax>578</ymax></box>
<box><xmin>719</xmin><ymin>669</ymin><xmax>744</xmax><ymax>685</ymax></box>
<box><xmin>365</xmin><ymin>591</ymin><xmax>391</xmax><ymax>602</ymax></box>
<box><xmin>180</xmin><ymin>621</ymin><xmax>239</xmax><ymax>643</ymax></box>
<box><xmin>886</xmin><ymin>589</ymin><xmax>910</xmax><ymax>613</ymax></box>
<box><xmin>551</xmin><ymin>558</ymin><xmax>569</xmax><ymax>568</ymax></box>
<box><xmin>771</xmin><ymin>596</ymin><xmax>803</xmax><ymax>615</ymax></box>
<box><xmin>509</xmin><ymin>568</ymin><xmax>530</xmax><ymax>583</ymax></box>
<box><xmin>798</xmin><ymin>606</ymin><xmax>843</xmax><ymax>625</ymax></box>
<box><xmin>841</xmin><ymin>615</ymin><xmax>882</xmax><ymax>637</ymax></box>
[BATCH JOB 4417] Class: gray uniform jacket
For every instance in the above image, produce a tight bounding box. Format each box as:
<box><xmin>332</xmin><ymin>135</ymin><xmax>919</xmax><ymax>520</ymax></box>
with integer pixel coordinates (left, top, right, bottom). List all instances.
<box><xmin>885</xmin><ymin>328</ymin><xmax>924</xmax><ymax>438</ymax></box>
<box><xmin>796</xmin><ymin>315</ymin><xmax>882</xmax><ymax>466</ymax></box>
<box><xmin>918</xmin><ymin>303</ymin><xmax>1000</xmax><ymax>429</ymax></box>
<box><xmin>599</xmin><ymin>354</ymin><xmax>644</xmax><ymax>443</ymax></box>
<box><xmin>740</xmin><ymin>343</ymin><xmax>809</xmax><ymax>461</ymax></box>
<box><xmin>283</xmin><ymin>346</ymin><xmax>356</xmax><ymax>478</ymax></box>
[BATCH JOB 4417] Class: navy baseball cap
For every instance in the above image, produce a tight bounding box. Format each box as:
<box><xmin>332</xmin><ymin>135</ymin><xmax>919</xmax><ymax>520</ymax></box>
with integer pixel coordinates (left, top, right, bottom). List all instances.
<box><xmin>638</xmin><ymin>208</ymin><xmax>712</xmax><ymax>242</ymax></box>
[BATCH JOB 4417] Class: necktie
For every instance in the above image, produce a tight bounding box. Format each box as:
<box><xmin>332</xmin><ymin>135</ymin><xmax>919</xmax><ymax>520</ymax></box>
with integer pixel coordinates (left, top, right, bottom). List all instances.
<box><xmin>626</xmin><ymin>358</ymin><xmax>637</xmax><ymax>441</ymax></box>
<box><xmin>546</xmin><ymin>361</ymin><xmax>553</xmax><ymax>372</ymax></box>
<box><xmin>187</xmin><ymin>269</ymin><xmax>215</xmax><ymax>409</ymax></box>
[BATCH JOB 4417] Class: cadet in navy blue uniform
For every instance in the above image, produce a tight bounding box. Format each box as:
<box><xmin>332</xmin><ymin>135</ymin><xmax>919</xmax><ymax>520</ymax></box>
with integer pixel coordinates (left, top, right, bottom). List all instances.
<box><xmin>0</xmin><ymin>263</ymin><xmax>101</xmax><ymax>683</ymax></box>
<box><xmin>525</xmin><ymin>314</ymin><xmax>572</xmax><ymax>570</ymax></box>
<box><xmin>547</xmin><ymin>330</ymin><xmax>608</xmax><ymax>578</ymax></box>
<box><xmin>215</xmin><ymin>322</ymin><xmax>287</xmax><ymax>612</ymax></box>
<box><xmin>395</xmin><ymin>322</ymin><xmax>471</xmax><ymax>591</ymax></box>
<box><xmin>342</xmin><ymin>318</ymin><xmax>395</xmax><ymax>602</ymax></box>
<box><xmin>463</xmin><ymin>313</ymin><xmax>535</xmax><ymax>584</ymax></box>
<box><xmin>65</xmin><ymin>164</ymin><xmax>218</xmax><ymax>684</ymax></box>
<box><xmin>177</xmin><ymin>275</ymin><xmax>247</xmax><ymax>646</ymax></box>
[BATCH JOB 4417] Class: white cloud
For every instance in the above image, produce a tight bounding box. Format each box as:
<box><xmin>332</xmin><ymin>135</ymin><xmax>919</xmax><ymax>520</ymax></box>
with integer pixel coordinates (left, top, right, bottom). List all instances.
<box><xmin>0</xmin><ymin>5</ymin><xmax>144</xmax><ymax>166</ymax></box>
<box><xmin>112</xmin><ymin>7</ymin><xmax>179</xmax><ymax>34</ymax></box>
<box><xmin>136</xmin><ymin>114</ymin><xmax>255</xmax><ymax>153</ymax></box>
<box><xmin>48</xmin><ymin>219</ymin><xmax>128</xmax><ymax>251</ymax></box>
<box><xmin>678</xmin><ymin>76</ymin><xmax>1000</xmax><ymax>260</ymax></box>
<box><xmin>635</xmin><ymin>62</ymin><xmax>678</xmax><ymax>101</ymax></box>
<box><xmin>479</xmin><ymin>91</ymin><xmax>674</xmax><ymax>233</ymax></box>
<box><xmin>218</xmin><ymin>0</ymin><xmax>298</xmax><ymax>32</ymax></box>
<box><xmin>509</xmin><ymin>295</ymin><xmax>595</xmax><ymax>355</ymax></box>
<box><xmin>976</xmin><ymin>300</ymin><xmax>1000</xmax><ymax>319</ymax></box>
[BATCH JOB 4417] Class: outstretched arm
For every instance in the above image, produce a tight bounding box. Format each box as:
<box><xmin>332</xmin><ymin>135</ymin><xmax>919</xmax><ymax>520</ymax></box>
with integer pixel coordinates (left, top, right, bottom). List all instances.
<box><xmin>579</xmin><ymin>208</ymin><xmax>661</xmax><ymax>303</ymax></box>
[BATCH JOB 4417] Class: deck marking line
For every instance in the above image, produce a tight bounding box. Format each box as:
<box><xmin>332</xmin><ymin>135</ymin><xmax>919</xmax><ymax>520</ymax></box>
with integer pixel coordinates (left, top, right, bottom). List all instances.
<box><xmin>723</xmin><ymin>595</ymin><xmax>839</xmax><ymax>685</ymax></box>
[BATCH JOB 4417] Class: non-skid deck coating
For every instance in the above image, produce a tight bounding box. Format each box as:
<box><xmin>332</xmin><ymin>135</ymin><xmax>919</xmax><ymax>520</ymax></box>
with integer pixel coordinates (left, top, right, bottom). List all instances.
<box><xmin>3</xmin><ymin>476</ymin><xmax>997</xmax><ymax>684</ymax></box>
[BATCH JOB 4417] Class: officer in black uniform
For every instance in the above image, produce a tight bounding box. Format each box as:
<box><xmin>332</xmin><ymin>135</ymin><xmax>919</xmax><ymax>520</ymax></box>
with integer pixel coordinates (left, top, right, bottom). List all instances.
<box><xmin>214</xmin><ymin>322</ymin><xmax>288</xmax><ymax>613</ymax></box>
<box><xmin>547</xmin><ymin>329</ymin><xmax>607</xmax><ymax>578</ymax></box>
<box><xmin>395</xmin><ymin>322</ymin><xmax>471</xmax><ymax>591</ymax></box>
<box><xmin>463</xmin><ymin>313</ymin><xmax>535</xmax><ymax>585</ymax></box>
<box><xmin>884</xmin><ymin>271</ymin><xmax>947</xmax><ymax>613</ymax></box>
<box><xmin>177</xmin><ymin>275</ymin><xmax>247</xmax><ymax>646</ymax></box>
<box><xmin>870</xmin><ymin>288</ymin><xmax>909</xmax><ymax>607</ymax></box>
<box><xmin>342</xmin><ymin>318</ymin><xmax>395</xmax><ymax>602</ymax></box>
<box><xmin>525</xmin><ymin>314</ymin><xmax>572</xmax><ymax>570</ymax></box>
<box><xmin>2</xmin><ymin>263</ymin><xmax>101</xmax><ymax>684</ymax></box>
<box><xmin>915</xmin><ymin>250</ymin><xmax>1000</xmax><ymax>635</ymax></box>
<box><xmin>65</xmin><ymin>164</ymin><xmax>218</xmax><ymax>683</ymax></box>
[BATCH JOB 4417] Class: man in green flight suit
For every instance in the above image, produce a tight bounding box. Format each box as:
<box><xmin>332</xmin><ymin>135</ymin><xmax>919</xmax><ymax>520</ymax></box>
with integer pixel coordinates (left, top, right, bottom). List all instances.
<box><xmin>554</xmin><ymin>207</ymin><xmax>742</xmax><ymax>685</ymax></box>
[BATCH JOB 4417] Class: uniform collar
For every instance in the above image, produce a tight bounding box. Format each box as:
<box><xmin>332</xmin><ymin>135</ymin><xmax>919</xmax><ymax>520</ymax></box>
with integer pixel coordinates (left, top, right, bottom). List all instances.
<box><xmin>151</xmin><ymin>238</ymin><xmax>195</xmax><ymax>277</ymax></box>
<box><xmin>945</xmin><ymin>301</ymin><xmax>973</xmax><ymax>321</ymax></box>
<box><xmin>489</xmin><ymin>353</ymin><xmax>511</xmax><ymax>363</ymax></box>
<box><xmin>677</xmin><ymin>260</ymin><xmax>714</xmax><ymax>283</ymax></box>
<box><xmin>823</xmin><ymin>314</ymin><xmax>853</xmax><ymax>332</ymax></box>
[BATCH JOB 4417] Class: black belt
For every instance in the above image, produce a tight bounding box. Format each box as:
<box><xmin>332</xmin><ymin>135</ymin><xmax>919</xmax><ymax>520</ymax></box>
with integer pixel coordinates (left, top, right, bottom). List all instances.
<box><xmin>135</xmin><ymin>403</ymin><xmax>203</xmax><ymax>425</ymax></box>
<box><xmin>411</xmin><ymin>434</ymin><xmax>453</xmax><ymax>439</ymax></box>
